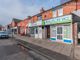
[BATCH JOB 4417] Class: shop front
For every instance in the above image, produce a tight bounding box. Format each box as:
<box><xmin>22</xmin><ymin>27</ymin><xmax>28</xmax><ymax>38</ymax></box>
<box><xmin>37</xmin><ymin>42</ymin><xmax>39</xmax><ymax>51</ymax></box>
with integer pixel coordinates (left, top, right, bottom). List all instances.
<box><xmin>36</xmin><ymin>20</ymin><xmax>43</xmax><ymax>39</ymax></box>
<box><xmin>11</xmin><ymin>27</ymin><xmax>18</xmax><ymax>34</ymax></box>
<box><xmin>50</xmin><ymin>24</ymin><xmax>72</xmax><ymax>44</ymax></box>
<box><xmin>28</xmin><ymin>22</ymin><xmax>40</xmax><ymax>38</ymax></box>
<box><xmin>28</xmin><ymin>23</ymin><xmax>35</xmax><ymax>37</ymax></box>
<box><xmin>44</xmin><ymin>15</ymin><xmax>73</xmax><ymax>44</ymax></box>
<box><xmin>28</xmin><ymin>20</ymin><xmax>44</xmax><ymax>39</ymax></box>
<box><xmin>33</xmin><ymin>20</ymin><xmax>43</xmax><ymax>39</ymax></box>
<box><xmin>27</xmin><ymin>14</ymin><xmax>80</xmax><ymax>45</ymax></box>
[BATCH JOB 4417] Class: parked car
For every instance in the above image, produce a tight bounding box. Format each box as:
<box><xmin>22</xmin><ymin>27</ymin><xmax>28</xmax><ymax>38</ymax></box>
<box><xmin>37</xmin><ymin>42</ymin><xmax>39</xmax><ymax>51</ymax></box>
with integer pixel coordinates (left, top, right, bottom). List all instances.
<box><xmin>0</xmin><ymin>31</ymin><xmax>9</xmax><ymax>39</ymax></box>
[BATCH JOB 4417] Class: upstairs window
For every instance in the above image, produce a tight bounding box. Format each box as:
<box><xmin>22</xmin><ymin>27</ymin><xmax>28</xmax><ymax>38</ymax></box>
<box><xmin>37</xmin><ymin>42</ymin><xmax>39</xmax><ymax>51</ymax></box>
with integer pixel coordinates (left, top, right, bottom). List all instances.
<box><xmin>58</xmin><ymin>8</ymin><xmax>63</xmax><ymax>16</ymax></box>
<box><xmin>53</xmin><ymin>10</ymin><xmax>57</xmax><ymax>17</ymax></box>
<box><xmin>38</xmin><ymin>15</ymin><xmax>42</xmax><ymax>20</ymax></box>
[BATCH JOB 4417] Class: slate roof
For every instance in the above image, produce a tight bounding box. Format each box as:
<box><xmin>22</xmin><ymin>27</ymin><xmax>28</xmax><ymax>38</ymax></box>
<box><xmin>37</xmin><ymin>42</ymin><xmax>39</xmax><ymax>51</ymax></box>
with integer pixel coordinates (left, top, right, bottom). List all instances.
<box><xmin>12</xmin><ymin>18</ymin><xmax>22</xmax><ymax>23</ymax></box>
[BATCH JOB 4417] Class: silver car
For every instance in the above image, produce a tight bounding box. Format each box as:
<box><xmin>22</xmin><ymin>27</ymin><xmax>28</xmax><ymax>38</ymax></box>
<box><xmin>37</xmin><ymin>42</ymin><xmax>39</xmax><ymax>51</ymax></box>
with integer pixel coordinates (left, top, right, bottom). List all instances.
<box><xmin>0</xmin><ymin>31</ymin><xmax>9</xmax><ymax>39</ymax></box>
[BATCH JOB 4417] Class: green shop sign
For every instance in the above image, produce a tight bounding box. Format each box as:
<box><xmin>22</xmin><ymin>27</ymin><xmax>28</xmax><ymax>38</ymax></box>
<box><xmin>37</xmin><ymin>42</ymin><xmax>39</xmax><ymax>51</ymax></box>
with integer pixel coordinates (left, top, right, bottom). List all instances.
<box><xmin>44</xmin><ymin>15</ymin><xmax>72</xmax><ymax>25</ymax></box>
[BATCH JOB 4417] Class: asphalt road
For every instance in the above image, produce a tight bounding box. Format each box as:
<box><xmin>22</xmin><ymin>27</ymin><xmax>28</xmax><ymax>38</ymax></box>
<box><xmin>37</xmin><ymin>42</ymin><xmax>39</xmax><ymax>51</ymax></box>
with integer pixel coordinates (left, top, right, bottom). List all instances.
<box><xmin>0</xmin><ymin>38</ymin><xmax>34</xmax><ymax>60</ymax></box>
<box><xmin>0</xmin><ymin>38</ymin><xmax>51</xmax><ymax>60</ymax></box>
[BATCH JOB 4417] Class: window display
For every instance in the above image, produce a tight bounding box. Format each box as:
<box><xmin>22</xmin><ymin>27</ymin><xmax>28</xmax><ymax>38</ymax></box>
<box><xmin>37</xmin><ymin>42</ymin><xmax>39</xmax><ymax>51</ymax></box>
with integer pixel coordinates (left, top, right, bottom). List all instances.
<box><xmin>50</xmin><ymin>24</ymin><xmax>71</xmax><ymax>42</ymax></box>
<box><xmin>63</xmin><ymin>25</ymin><xmax>71</xmax><ymax>39</ymax></box>
<box><xmin>51</xmin><ymin>26</ymin><xmax>56</xmax><ymax>37</ymax></box>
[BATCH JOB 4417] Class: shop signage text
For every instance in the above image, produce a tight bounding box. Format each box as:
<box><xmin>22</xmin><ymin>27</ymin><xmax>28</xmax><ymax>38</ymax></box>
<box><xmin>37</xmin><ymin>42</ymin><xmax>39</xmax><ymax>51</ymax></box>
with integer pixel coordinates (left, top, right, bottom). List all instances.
<box><xmin>44</xmin><ymin>15</ymin><xmax>72</xmax><ymax>25</ymax></box>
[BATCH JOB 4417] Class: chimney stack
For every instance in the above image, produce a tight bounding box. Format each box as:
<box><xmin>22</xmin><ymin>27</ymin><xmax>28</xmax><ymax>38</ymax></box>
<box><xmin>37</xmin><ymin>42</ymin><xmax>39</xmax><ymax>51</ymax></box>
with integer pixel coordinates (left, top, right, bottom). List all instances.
<box><xmin>40</xmin><ymin>8</ymin><xmax>45</xmax><ymax>13</ymax></box>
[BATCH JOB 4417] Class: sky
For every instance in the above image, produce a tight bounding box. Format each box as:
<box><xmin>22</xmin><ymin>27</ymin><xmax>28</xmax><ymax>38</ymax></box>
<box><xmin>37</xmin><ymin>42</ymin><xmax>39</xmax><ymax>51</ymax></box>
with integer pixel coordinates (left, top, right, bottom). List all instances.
<box><xmin>0</xmin><ymin>0</ymin><xmax>70</xmax><ymax>26</ymax></box>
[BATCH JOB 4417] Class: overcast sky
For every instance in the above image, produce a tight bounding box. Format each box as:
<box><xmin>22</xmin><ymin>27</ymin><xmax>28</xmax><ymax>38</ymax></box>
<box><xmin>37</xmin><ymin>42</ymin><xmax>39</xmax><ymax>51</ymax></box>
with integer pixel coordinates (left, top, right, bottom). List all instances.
<box><xmin>0</xmin><ymin>0</ymin><xmax>70</xmax><ymax>26</ymax></box>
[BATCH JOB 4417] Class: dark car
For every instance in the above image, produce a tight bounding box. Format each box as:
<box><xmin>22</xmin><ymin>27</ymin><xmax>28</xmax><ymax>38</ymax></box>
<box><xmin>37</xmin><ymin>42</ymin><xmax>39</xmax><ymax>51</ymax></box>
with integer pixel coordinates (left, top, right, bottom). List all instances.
<box><xmin>0</xmin><ymin>31</ymin><xmax>9</xmax><ymax>39</ymax></box>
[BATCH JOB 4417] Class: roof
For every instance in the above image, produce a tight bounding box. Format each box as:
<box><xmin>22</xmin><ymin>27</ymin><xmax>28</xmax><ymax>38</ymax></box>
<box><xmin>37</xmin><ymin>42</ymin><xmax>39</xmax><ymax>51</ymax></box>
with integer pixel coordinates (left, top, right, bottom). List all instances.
<box><xmin>12</xmin><ymin>18</ymin><xmax>22</xmax><ymax>23</ymax></box>
<box><xmin>30</xmin><ymin>0</ymin><xmax>73</xmax><ymax>17</ymax></box>
<box><xmin>72</xmin><ymin>10</ymin><xmax>80</xmax><ymax>17</ymax></box>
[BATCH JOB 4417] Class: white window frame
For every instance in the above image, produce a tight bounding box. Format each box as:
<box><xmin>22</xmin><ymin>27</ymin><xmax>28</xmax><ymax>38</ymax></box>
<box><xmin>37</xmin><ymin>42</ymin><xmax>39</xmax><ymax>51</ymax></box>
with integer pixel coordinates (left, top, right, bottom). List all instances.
<box><xmin>56</xmin><ymin>26</ymin><xmax>63</xmax><ymax>41</ymax></box>
<box><xmin>63</xmin><ymin>24</ymin><xmax>71</xmax><ymax>39</ymax></box>
<box><xmin>58</xmin><ymin>8</ymin><xmax>63</xmax><ymax>16</ymax></box>
<box><xmin>38</xmin><ymin>16</ymin><xmax>42</xmax><ymax>20</ymax></box>
<box><xmin>50</xmin><ymin>26</ymin><xmax>57</xmax><ymax>38</ymax></box>
<box><xmin>53</xmin><ymin>10</ymin><xmax>57</xmax><ymax>17</ymax></box>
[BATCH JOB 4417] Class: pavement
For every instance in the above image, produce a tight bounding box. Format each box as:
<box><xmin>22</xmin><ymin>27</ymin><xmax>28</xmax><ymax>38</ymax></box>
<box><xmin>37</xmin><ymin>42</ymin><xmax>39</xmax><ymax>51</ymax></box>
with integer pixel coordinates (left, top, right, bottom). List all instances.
<box><xmin>14</xmin><ymin>34</ymin><xmax>80</xmax><ymax>60</ymax></box>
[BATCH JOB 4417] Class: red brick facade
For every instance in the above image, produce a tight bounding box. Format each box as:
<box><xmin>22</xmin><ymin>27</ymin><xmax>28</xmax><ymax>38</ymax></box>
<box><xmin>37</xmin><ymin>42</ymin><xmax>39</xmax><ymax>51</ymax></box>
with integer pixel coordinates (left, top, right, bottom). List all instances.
<box><xmin>10</xmin><ymin>0</ymin><xmax>80</xmax><ymax>36</ymax></box>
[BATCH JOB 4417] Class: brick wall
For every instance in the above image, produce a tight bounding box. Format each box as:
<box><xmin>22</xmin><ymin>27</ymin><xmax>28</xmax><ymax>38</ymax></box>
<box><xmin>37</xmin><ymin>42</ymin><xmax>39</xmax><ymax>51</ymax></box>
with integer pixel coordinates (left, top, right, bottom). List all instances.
<box><xmin>33</xmin><ymin>16</ymin><xmax>38</xmax><ymax>22</ymax></box>
<box><xmin>42</xmin><ymin>10</ymin><xmax>53</xmax><ymax>20</ymax></box>
<box><xmin>11</xmin><ymin>21</ymin><xmax>17</xmax><ymax>27</ymax></box>
<box><xmin>63</xmin><ymin>0</ymin><xmax>80</xmax><ymax>15</ymax></box>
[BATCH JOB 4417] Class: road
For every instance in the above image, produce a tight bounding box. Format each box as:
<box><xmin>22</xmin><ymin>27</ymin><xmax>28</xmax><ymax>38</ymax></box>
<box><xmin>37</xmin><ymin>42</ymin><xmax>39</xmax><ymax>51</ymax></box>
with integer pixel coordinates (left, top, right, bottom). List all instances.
<box><xmin>0</xmin><ymin>38</ymin><xmax>33</xmax><ymax>60</ymax></box>
<box><xmin>0</xmin><ymin>38</ymin><xmax>50</xmax><ymax>60</ymax></box>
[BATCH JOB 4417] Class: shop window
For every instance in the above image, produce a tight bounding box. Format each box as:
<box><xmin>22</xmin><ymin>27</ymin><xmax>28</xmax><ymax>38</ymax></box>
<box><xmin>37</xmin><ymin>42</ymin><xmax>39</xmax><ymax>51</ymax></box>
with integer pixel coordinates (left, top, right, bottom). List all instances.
<box><xmin>63</xmin><ymin>25</ymin><xmax>71</xmax><ymax>39</ymax></box>
<box><xmin>35</xmin><ymin>27</ymin><xmax>38</xmax><ymax>34</ymax></box>
<box><xmin>51</xmin><ymin>26</ymin><xmax>56</xmax><ymax>37</ymax></box>
<box><xmin>30</xmin><ymin>28</ymin><xmax>34</xmax><ymax>34</ymax></box>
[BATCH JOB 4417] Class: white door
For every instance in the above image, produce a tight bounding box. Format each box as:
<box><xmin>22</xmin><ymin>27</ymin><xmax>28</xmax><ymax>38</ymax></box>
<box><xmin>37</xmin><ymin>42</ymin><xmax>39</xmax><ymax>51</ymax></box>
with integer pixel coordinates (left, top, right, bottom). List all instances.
<box><xmin>56</xmin><ymin>26</ymin><xmax>63</xmax><ymax>42</ymax></box>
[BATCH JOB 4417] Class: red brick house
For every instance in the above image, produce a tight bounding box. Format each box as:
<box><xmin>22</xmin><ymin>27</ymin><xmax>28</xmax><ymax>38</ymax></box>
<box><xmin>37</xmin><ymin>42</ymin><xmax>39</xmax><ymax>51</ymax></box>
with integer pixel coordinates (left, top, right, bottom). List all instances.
<box><xmin>11</xmin><ymin>18</ymin><xmax>22</xmax><ymax>34</ymax></box>
<box><xmin>27</xmin><ymin>0</ymin><xmax>80</xmax><ymax>44</ymax></box>
<box><xmin>17</xmin><ymin>17</ymin><xmax>31</xmax><ymax>35</ymax></box>
<box><xmin>10</xmin><ymin>0</ymin><xmax>80</xmax><ymax>44</ymax></box>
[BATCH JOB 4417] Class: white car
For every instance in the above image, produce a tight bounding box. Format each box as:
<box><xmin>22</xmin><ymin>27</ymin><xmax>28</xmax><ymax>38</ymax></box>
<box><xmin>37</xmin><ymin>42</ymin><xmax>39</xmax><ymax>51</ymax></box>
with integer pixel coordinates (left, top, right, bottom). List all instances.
<box><xmin>0</xmin><ymin>31</ymin><xmax>9</xmax><ymax>39</ymax></box>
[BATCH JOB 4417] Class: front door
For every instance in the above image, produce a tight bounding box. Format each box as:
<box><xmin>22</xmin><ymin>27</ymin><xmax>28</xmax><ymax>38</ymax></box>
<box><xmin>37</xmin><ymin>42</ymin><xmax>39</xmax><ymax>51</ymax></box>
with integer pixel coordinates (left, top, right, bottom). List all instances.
<box><xmin>46</xmin><ymin>26</ymin><xmax>50</xmax><ymax>38</ymax></box>
<box><xmin>57</xmin><ymin>26</ymin><xmax>63</xmax><ymax>41</ymax></box>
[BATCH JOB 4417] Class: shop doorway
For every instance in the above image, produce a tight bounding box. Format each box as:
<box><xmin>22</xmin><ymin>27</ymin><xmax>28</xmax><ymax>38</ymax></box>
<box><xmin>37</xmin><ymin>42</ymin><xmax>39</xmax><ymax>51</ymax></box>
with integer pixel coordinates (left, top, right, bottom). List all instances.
<box><xmin>46</xmin><ymin>26</ymin><xmax>50</xmax><ymax>38</ymax></box>
<box><xmin>57</xmin><ymin>26</ymin><xmax>63</xmax><ymax>41</ymax></box>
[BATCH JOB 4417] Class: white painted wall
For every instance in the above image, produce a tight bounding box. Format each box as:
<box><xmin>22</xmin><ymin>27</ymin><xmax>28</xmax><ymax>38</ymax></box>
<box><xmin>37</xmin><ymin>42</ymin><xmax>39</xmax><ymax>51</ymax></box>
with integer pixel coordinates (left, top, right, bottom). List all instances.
<box><xmin>42</xmin><ymin>27</ymin><xmax>47</xmax><ymax>39</ymax></box>
<box><xmin>38</xmin><ymin>27</ymin><xmax>42</xmax><ymax>39</ymax></box>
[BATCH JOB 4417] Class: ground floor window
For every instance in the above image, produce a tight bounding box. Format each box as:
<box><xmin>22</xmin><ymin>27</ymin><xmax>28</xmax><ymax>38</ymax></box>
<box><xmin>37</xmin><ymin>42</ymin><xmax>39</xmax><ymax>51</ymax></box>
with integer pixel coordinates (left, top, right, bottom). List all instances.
<box><xmin>35</xmin><ymin>27</ymin><xmax>38</xmax><ymax>34</ymax></box>
<box><xmin>51</xmin><ymin>26</ymin><xmax>56</xmax><ymax>37</ymax></box>
<box><xmin>30</xmin><ymin>28</ymin><xmax>34</xmax><ymax>34</ymax></box>
<box><xmin>50</xmin><ymin>24</ymin><xmax>72</xmax><ymax>43</ymax></box>
<box><xmin>63</xmin><ymin>25</ymin><xmax>71</xmax><ymax>39</ymax></box>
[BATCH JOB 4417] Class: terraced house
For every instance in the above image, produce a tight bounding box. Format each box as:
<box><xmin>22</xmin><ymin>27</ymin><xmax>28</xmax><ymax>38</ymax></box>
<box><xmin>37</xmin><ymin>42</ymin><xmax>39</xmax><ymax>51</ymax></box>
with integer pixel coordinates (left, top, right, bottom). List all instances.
<box><xmin>11</xmin><ymin>18</ymin><xmax>22</xmax><ymax>34</ymax></box>
<box><xmin>16</xmin><ymin>0</ymin><xmax>80</xmax><ymax>45</ymax></box>
<box><xmin>17</xmin><ymin>17</ymin><xmax>31</xmax><ymax>35</ymax></box>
